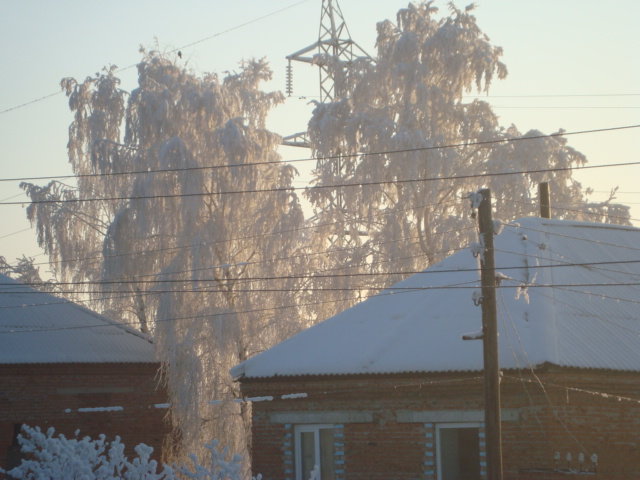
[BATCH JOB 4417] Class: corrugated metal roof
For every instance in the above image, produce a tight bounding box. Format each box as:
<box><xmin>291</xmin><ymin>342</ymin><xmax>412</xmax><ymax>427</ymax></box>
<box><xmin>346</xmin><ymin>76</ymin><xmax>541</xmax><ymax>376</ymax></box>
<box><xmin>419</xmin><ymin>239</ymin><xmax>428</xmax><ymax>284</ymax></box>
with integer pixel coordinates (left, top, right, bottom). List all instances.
<box><xmin>232</xmin><ymin>217</ymin><xmax>640</xmax><ymax>379</ymax></box>
<box><xmin>0</xmin><ymin>274</ymin><xmax>156</xmax><ymax>364</ymax></box>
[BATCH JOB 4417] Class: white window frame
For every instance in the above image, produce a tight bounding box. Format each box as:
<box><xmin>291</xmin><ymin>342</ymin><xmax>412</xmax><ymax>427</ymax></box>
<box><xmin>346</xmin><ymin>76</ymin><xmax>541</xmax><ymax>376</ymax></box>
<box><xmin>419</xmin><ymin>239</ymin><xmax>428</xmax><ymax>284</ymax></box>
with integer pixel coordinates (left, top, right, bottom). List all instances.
<box><xmin>435</xmin><ymin>422</ymin><xmax>483</xmax><ymax>480</ymax></box>
<box><xmin>294</xmin><ymin>424</ymin><xmax>338</xmax><ymax>480</ymax></box>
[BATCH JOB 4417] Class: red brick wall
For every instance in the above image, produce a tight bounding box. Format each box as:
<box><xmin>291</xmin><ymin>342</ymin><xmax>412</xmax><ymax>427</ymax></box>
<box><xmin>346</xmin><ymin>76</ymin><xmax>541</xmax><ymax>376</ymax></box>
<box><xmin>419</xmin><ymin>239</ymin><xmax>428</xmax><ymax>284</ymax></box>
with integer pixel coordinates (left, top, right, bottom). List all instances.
<box><xmin>0</xmin><ymin>362</ymin><xmax>169</xmax><ymax>470</ymax></box>
<box><xmin>345</xmin><ymin>421</ymin><xmax>425</xmax><ymax>480</ymax></box>
<box><xmin>240</xmin><ymin>370</ymin><xmax>640</xmax><ymax>480</ymax></box>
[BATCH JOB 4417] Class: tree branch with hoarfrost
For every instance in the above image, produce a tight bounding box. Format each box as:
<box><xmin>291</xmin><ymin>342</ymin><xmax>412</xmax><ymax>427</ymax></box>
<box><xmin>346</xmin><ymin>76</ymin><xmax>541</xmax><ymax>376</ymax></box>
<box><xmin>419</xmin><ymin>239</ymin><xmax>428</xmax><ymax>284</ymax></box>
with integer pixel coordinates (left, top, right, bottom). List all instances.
<box><xmin>21</xmin><ymin>51</ymin><xmax>309</xmax><ymax>465</ymax></box>
<box><xmin>305</xmin><ymin>1</ymin><xmax>630</xmax><ymax>321</ymax></box>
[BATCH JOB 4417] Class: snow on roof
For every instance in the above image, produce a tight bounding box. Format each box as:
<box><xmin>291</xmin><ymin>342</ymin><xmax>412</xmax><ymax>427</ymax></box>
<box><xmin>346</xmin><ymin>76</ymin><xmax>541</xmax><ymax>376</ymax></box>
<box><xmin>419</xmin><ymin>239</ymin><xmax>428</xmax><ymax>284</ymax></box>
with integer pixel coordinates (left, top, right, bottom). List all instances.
<box><xmin>0</xmin><ymin>275</ymin><xmax>156</xmax><ymax>364</ymax></box>
<box><xmin>232</xmin><ymin>217</ymin><xmax>640</xmax><ymax>379</ymax></box>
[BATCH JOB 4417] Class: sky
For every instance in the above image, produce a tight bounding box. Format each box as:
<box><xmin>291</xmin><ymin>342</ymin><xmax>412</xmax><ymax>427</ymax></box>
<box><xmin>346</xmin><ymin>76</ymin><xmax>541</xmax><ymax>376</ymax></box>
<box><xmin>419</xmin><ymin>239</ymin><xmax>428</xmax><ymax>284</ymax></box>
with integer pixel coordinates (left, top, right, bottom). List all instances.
<box><xmin>0</xmin><ymin>0</ymin><xmax>638</xmax><ymax>270</ymax></box>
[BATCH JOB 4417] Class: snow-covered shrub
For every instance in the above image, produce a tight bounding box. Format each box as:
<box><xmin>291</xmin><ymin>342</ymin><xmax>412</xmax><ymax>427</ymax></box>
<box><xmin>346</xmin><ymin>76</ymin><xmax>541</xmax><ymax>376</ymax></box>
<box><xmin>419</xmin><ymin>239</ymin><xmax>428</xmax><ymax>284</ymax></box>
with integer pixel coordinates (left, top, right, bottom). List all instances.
<box><xmin>0</xmin><ymin>425</ymin><xmax>172</xmax><ymax>479</ymax></box>
<box><xmin>0</xmin><ymin>425</ymin><xmax>257</xmax><ymax>480</ymax></box>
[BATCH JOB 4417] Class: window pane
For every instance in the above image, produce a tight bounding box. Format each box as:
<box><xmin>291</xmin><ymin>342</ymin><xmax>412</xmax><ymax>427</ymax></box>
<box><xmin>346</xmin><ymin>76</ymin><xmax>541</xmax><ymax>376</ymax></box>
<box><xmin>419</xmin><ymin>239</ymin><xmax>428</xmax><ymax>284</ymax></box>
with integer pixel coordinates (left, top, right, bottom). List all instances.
<box><xmin>319</xmin><ymin>428</ymin><xmax>336</xmax><ymax>480</ymax></box>
<box><xmin>300</xmin><ymin>431</ymin><xmax>316</xmax><ymax>480</ymax></box>
<box><xmin>440</xmin><ymin>427</ymin><xmax>480</xmax><ymax>480</ymax></box>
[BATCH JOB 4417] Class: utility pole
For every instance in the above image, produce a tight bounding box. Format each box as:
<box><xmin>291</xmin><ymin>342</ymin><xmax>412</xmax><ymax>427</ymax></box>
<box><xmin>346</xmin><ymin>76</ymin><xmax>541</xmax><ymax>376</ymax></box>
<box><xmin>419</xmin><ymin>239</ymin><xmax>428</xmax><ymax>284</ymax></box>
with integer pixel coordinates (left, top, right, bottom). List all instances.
<box><xmin>539</xmin><ymin>182</ymin><xmax>551</xmax><ymax>219</ymax></box>
<box><xmin>477</xmin><ymin>188</ymin><xmax>503</xmax><ymax>480</ymax></box>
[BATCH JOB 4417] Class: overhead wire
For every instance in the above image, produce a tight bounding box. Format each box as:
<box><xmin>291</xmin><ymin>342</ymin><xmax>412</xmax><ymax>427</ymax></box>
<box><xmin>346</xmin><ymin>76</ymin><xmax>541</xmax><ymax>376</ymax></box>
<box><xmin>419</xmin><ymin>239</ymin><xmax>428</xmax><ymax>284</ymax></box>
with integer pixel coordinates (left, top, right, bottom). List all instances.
<box><xmin>2</xmin><ymin>123</ymin><xmax>639</xmax><ymax>185</ymax></box>
<box><xmin>6</xmin><ymin>280</ymin><xmax>640</xmax><ymax>296</ymax></box>
<box><xmin>508</xmin><ymin>222</ymin><xmax>640</xmax><ymax>253</ymax></box>
<box><xmin>0</xmin><ymin>275</ymin><xmax>476</xmax><ymax>334</ymax></box>
<box><xmin>498</xmin><ymin>290</ymin><xmax>589</xmax><ymax>453</ymax></box>
<box><xmin>531</xmin><ymin>283</ymin><xmax>640</xmax><ymax>332</ymax></box>
<box><xmin>505</xmin><ymin>375</ymin><xmax>640</xmax><ymax>407</ymax></box>
<box><xmin>5</xmin><ymin>190</ymin><xmax>638</xmax><ymax>289</ymax></box>
<box><xmin>505</xmin><ymin>198</ymin><xmax>638</xmax><ymax>224</ymax></box>
<box><xmin>492</xmin><ymin>106</ymin><xmax>640</xmax><ymax>109</ymax></box>
<box><xmin>464</xmin><ymin>93</ymin><xmax>640</xmax><ymax>98</ymax></box>
<box><xmin>13</xmin><ymin>197</ymin><xmax>465</xmax><ymax>270</ymax></box>
<box><xmin>3</xmin><ymin>213</ymin><xmax>639</xmax><ymax>307</ymax></box>
<box><xmin>3</xmin><ymin>233</ymin><xmax>640</xmax><ymax>338</ymax></box>
<box><xmin>492</xmin><ymin>231</ymin><xmax>640</xmax><ymax>305</ymax></box>
<box><xmin>3</xmin><ymin>219</ymin><xmax>640</xmax><ymax>305</ymax></box>
<box><xmin>6</xmin><ymin>258</ymin><xmax>640</xmax><ymax>289</ymax></box>
<box><xmin>0</xmin><ymin>0</ymin><xmax>311</xmax><ymax>116</ymax></box>
<box><xmin>591</xmin><ymin>190</ymin><xmax>640</xmax><ymax>195</ymax></box>
<box><xmin>5</xmin><ymin>158</ymin><xmax>640</xmax><ymax>207</ymax></box>
<box><xmin>499</xmin><ymin>299</ymin><xmax>553</xmax><ymax>447</ymax></box>
<box><xmin>0</xmin><ymin>241</ymin><xmax>469</xmax><ymax>310</ymax></box>
<box><xmin>492</xmin><ymin>245</ymin><xmax>640</xmax><ymax>281</ymax></box>
<box><xmin>0</xmin><ymin>228</ymin><xmax>32</xmax><ymax>241</ymax></box>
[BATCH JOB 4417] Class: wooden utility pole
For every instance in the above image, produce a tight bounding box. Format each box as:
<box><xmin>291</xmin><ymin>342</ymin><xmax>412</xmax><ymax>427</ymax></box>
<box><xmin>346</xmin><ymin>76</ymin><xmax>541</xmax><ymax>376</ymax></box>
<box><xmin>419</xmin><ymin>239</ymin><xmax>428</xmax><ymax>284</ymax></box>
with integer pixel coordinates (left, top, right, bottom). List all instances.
<box><xmin>477</xmin><ymin>189</ymin><xmax>503</xmax><ymax>480</ymax></box>
<box><xmin>539</xmin><ymin>182</ymin><xmax>551</xmax><ymax>219</ymax></box>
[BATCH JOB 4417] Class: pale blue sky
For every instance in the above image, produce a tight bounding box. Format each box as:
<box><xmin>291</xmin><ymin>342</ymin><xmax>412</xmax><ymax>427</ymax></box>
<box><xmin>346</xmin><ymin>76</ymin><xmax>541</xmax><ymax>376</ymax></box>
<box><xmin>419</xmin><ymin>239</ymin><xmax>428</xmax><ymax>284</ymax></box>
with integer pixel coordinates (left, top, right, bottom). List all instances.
<box><xmin>1</xmin><ymin>0</ymin><xmax>638</xmax><ymax>265</ymax></box>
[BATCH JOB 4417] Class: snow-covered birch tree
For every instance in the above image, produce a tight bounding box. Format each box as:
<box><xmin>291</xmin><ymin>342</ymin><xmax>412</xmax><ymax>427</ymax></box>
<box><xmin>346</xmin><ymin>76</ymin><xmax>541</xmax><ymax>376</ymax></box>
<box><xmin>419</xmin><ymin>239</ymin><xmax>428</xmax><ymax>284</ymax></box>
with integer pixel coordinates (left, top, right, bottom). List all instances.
<box><xmin>305</xmin><ymin>2</ymin><xmax>629</xmax><ymax>310</ymax></box>
<box><xmin>22</xmin><ymin>51</ymin><xmax>308</xmax><ymax>462</ymax></box>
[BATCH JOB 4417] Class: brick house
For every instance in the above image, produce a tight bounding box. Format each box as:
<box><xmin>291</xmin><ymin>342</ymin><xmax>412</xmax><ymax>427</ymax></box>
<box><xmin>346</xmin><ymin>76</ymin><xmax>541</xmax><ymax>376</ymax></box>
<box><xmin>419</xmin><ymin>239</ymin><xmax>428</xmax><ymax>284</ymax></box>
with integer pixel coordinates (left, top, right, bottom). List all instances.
<box><xmin>232</xmin><ymin>218</ymin><xmax>640</xmax><ymax>480</ymax></box>
<box><xmin>0</xmin><ymin>274</ymin><xmax>169</xmax><ymax>471</ymax></box>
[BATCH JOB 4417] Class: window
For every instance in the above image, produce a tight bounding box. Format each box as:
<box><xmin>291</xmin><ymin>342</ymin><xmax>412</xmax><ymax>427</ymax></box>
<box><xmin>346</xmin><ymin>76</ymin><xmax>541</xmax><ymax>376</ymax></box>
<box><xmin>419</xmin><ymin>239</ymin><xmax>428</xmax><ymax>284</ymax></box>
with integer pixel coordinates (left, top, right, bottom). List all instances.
<box><xmin>436</xmin><ymin>423</ymin><xmax>482</xmax><ymax>480</ymax></box>
<box><xmin>294</xmin><ymin>424</ymin><xmax>338</xmax><ymax>480</ymax></box>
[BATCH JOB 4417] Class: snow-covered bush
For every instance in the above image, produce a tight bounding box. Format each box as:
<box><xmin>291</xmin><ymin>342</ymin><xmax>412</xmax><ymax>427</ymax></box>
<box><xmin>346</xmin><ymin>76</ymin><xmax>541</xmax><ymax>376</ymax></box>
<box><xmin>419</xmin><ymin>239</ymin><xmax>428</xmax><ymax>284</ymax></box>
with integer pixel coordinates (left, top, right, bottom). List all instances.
<box><xmin>0</xmin><ymin>425</ymin><xmax>255</xmax><ymax>480</ymax></box>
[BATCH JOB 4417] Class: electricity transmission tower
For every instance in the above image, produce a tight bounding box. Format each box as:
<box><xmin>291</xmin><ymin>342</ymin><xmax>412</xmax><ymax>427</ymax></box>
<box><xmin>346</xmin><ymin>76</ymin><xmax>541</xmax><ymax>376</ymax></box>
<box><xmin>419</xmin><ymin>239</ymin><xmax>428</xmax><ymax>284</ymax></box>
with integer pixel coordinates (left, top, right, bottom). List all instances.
<box><xmin>282</xmin><ymin>0</ymin><xmax>372</xmax><ymax>148</ymax></box>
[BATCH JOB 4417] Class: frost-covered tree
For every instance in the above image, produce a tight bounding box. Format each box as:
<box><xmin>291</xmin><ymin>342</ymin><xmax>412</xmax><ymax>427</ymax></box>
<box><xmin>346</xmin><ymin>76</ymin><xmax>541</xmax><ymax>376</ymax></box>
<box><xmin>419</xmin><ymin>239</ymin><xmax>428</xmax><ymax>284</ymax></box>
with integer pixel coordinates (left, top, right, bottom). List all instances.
<box><xmin>306</xmin><ymin>2</ymin><xmax>629</xmax><ymax>304</ymax></box>
<box><xmin>1</xmin><ymin>425</ymin><xmax>255</xmax><ymax>480</ymax></box>
<box><xmin>22</xmin><ymin>52</ymin><xmax>307</xmax><ymax>462</ymax></box>
<box><xmin>0</xmin><ymin>255</ymin><xmax>54</xmax><ymax>290</ymax></box>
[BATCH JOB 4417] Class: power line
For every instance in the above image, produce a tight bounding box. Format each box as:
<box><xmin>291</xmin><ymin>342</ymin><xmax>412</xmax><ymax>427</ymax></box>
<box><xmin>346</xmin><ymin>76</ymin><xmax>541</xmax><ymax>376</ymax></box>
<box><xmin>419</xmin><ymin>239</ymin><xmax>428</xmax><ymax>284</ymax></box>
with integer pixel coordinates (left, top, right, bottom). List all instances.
<box><xmin>4</xmin><ymin>233</ymin><xmax>640</xmax><ymax>328</ymax></box>
<box><xmin>0</xmin><ymin>91</ymin><xmax>62</xmax><ymax>115</ymax></box>
<box><xmin>500</xmin><ymin>301</ymin><xmax>576</xmax><ymax>452</ymax></box>
<box><xmin>14</xmin><ymin>198</ymin><xmax>465</xmax><ymax>270</ymax></box>
<box><xmin>168</xmin><ymin>0</ymin><xmax>311</xmax><ymax>54</ymax></box>
<box><xmin>498</xmin><ymin>248</ymin><xmax>640</xmax><ymax>284</ymax></box>
<box><xmin>0</xmin><ymin>298</ymin><xmax>341</xmax><ymax>334</ymax></box>
<box><xmin>6</xmin><ymin>193</ymin><xmax>635</xmax><ymax>276</ymax></box>
<box><xmin>504</xmin><ymin>199</ymin><xmax>638</xmax><ymax>224</ymax></box>
<box><xmin>512</xmin><ymin>222</ymin><xmax>640</xmax><ymax>253</ymax></box>
<box><xmin>0</xmin><ymin>227</ymin><xmax>32</xmax><ymax>240</ymax></box>
<box><xmin>5</xmin><ymin>159</ymin><xmax>640</xmax><ymax>207</ymax></box>
<box><xmin>5</xmin><ymin>280</ymin><xmax>640</xmax><ymax>296</ymax></box>
<box><xmin>3</xmin><ymin>123</ymin><xmax>639</xmax><ymax>184</ymax></box>
<box><xmin>0</xmin><ymin>248</ymin><xmax>438</xmax><ymax>311</ymax></box>
<box><xmin>464</xmin><ymin>93</ymin><xmax>640</xmax><ymax>98</ymax></box>
<box><xmin>2</xmin><ymin>278</ymin><xmax>640</xmax><ymax>333</ymax></box>
<box><xmin>120</xmin><ymin>235</ymin><xmax>452</xmax><ymax>282</ymax></box>
<box><xmin>504</xmin><ymin>375</ymin><xmax>640</xmax><ymax>406</ymax></box>
<box><xmin>10</xmin><ymin>209</ymin><xmax>639</xmax><ymax>291</ymax></box>
<box><xmin>0</xmin><ymin>284</ymin><xmax>426</xmax><ymax>334</ymax></box>
<box><xmin>0</xmin><ymin>0</ymin><xmax>311</xmax><ymax>116</ymax></box>
<box><xmin>493</xmin><ymin>106</ymin><xmax>640</xmax><ymax>109</ymax></box>
<box><xmin>5</xmin><ymin>259</ymin><xmax>640</xmax><ymax>289</ymax></box>
<box><xmin>499</xmin><ymin>295</ymin><xmax>588</xmax><ymax>453</ymax></box>
<box><xmin>28</xmin><ymin>214</ymin><xmax>633</xmax><ymax>299</ymax></box>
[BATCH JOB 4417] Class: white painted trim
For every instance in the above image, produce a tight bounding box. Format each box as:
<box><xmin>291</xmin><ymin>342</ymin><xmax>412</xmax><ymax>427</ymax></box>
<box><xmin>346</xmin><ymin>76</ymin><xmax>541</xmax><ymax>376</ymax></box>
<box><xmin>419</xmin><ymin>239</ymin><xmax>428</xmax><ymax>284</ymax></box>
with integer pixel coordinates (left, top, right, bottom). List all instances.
<box><xmin>397</xmin><ymin>409</ymin><xmax>519</xmax><ymax>423</ymax></box>
<box><xmin>56</xmin><ymin>386</ymin><xmax>134</xmax><ymax>395</ymax></box>
<box><xmin>270</xmin><ymin>411</ymin><xmax>373</xmax><ymax>424</ymax></box>
<box><xmin>293</xmin><ymin>424</ymin><xmax>337</xmax><ymax>480</ymax></box>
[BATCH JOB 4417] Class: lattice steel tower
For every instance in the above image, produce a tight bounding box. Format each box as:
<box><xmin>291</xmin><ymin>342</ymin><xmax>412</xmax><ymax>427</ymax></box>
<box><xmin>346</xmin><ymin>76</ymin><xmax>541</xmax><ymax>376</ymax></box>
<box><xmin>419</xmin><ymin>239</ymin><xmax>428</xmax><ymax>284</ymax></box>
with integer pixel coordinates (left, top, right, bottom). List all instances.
<box><xmin>283</xmin><ymin>0</ymin><xmax>372</xmax><ymax>147</ymax></box>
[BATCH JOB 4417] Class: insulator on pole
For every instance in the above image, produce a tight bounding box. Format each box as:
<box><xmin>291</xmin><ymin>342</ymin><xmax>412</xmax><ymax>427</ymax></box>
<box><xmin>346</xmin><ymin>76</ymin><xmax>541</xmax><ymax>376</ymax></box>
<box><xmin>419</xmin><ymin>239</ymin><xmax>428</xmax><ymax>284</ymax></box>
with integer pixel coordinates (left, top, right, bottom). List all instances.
<box><xmin>286</xmin><ymin>60</ymin><xmax>293</xmax><ymax>97</ymax></box>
